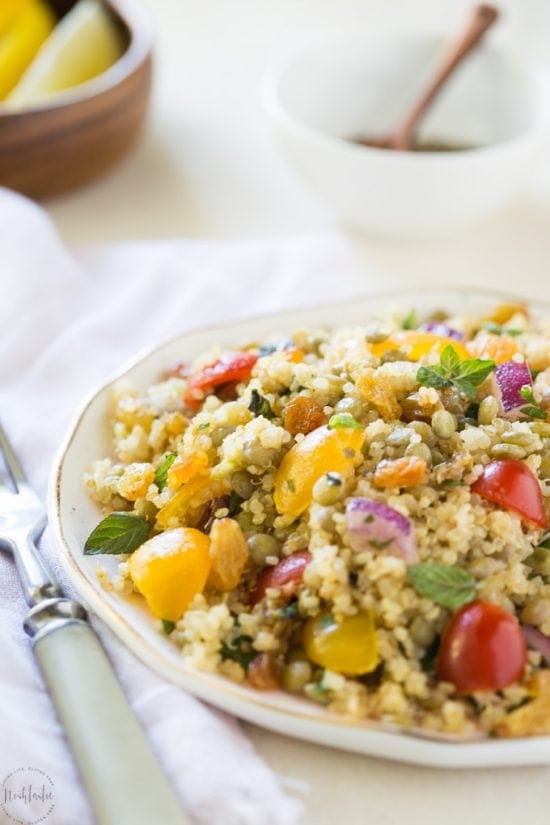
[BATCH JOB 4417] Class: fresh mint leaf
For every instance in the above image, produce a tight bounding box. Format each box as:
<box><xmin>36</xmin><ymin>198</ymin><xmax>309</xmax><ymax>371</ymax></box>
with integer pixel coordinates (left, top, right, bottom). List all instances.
<box><xmin>455</xmin><ymin>358</ymin><xmax>496</xmax><ymax>385</ymax></box>
<box><xmin>539</xmin><ymin>533</ymin><xmax>550</xmax><ymax>549</ymax></box>
<box><xmin>84</xmin><ymin>513</ymin><xmax>150</xmax><ymax>555</ymax></box>
<box><xmin>440</xmin><ymin>344</ymin><xmax>461</xmax><ymax>374</ymax></box>
<box><xmin>415</xmin><ymin>365</ymin><xmax>449</xmax><ymax>390</ymax></box>
<box><xmin>408</xmin><ymin>562</ymin><xmax>476</xmax><ymax>610</ymax></box>
<box><xmin>248</xmin><ymin>389</ymin><xmax>274</xmax><ymax>419</ymax></box>
<box><xmin>154</xmin><ymin>452</ymin><xmax>177</xmax><ymax>491</ymax></box>
<box><xmin>417</xmin><ymin>347</ymin><xmax>495</xmax><ymax>399</ymax></box>
<box><xmin>328</xmin><ymin>412</ymin><xmax>363</xmax><ymax>430</ymax></box>
<box><xmin>452</xmin><ymin>378</ymin><xmax>478</xmax><ymax>399</ymax></box>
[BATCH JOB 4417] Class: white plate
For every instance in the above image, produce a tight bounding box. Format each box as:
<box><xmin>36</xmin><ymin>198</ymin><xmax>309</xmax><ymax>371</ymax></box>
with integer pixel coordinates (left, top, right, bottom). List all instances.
<box><xmin>49</xmin><ymin>287</ymin><xmax>550</xmax><ymax>768</ymax></box>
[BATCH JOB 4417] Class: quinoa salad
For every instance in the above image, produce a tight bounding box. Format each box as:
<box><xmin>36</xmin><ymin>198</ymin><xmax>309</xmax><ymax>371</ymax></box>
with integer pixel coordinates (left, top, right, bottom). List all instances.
<box><xmin>84</xmin><ymin>301</ymin><xmax>550</xmax><ymax>739</ymax></box>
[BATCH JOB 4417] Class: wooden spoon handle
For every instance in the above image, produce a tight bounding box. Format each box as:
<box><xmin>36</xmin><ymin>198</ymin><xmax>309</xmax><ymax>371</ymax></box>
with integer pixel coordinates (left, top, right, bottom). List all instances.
<box><xmin>391</xmin><ymin>4</ymin><xmax>500</xmax><ymax>150</ymax></box>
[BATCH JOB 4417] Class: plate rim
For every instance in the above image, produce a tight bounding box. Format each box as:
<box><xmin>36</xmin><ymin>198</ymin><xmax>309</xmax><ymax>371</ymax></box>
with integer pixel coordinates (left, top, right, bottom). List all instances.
<box><xmin>48</xmin><ymin>286</ymin><xmax>550</xmax><ymax>767</ymax></box>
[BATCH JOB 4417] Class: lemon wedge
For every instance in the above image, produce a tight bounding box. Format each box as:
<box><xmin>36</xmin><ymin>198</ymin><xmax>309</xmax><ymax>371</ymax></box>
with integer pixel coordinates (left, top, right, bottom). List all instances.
<box><xmin>8</xmin><ymin>0</ymin><xmax>124</xmax><ymax>106</ymax></box>
<box><xmin>0</xmin><ymin>0</ymin><xmax>56</xmax><ymax>100</ymax></box>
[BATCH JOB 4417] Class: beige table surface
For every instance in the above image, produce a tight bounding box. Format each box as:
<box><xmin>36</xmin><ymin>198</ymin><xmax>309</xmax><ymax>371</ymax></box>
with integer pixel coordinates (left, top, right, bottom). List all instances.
<box><xmin>44</xmin><ymin>1</ymin><xmax>550</xmax><ymax>822</ymax></box>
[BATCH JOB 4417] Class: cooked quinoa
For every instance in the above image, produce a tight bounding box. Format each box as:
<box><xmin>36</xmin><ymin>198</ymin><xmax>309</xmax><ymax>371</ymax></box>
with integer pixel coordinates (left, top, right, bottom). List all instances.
<box><xmin>85</xmin><ymin>301</ymin><xmax>550</xmax><ymax>738</ymax></box>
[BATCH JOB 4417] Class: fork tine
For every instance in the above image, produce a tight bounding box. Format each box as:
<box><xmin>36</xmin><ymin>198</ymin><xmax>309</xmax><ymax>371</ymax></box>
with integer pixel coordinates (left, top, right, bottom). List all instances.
<box><xmin>0</xmin><ymin>420</ymin><xmax>27</xmax><ymax>490</ymax></box>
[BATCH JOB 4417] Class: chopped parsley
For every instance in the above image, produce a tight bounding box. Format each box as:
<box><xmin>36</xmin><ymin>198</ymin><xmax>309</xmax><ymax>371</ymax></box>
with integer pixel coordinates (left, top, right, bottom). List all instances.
<box><xmin>402</xmin><ymin>309</ymin><xmax>417</xmax><ymax>330</ymax></box>
<box><xmin>519</xmin><ymin>386</ymin><xmax>548</xmax><ymax>420</ymax></box>
<box><xmin>162</xmin><ymin>620</ymin><xmax>176</xmax><ymax>635</ymax></box>
<box><xmin>482</xmin><ymin>321</ymin><xmax>523</xmax><ymax>337</ymax></box>
<box><xmin>154</xmin><ymin>452</ymin><xmax>177</xmax><ymax>491</ymax></box>
<box><xmin>220</xmin><ymin>634</ymin><xmax>256</xmax><ymax>671</ymax></box>
<box><xmin>248</xmin><ymin>389</ymin><xmax>275</xmax><ymax>419</ymax></box>
<box><xmin>328</xmin><ymin>412</ymin><xmax>363</xmax><ymax>430</ymax></box>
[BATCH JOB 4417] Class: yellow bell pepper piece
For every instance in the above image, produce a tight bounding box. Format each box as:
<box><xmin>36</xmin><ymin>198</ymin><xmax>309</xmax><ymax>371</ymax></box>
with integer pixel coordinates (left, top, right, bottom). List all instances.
<box><xmin>0</xmin><ymin>0</ymin><xmax>56</xmax><ymax>100</ymax></box>
<box><xmin>274</xmin><ymin>424</ymin><xmax>364</xmax><ymax>519</ymax></box>
<box><xmin>370</xmin><ymin>331</ymin><xmax>470</xmax><ymax>362</ymax></box>
<box><xmin>129</xmin><ymin>527</ymin><xmax>211</xmax><ymax>621</ymax></box>
<box><xmin>303</xmin><ymin>611</ymin><xmax>379</xmax><ymax>675</ymax></box>
<box><xmin>467</xmin><ymin>331</ymin><xmax>520</xmax><ymax>365</ymax></box>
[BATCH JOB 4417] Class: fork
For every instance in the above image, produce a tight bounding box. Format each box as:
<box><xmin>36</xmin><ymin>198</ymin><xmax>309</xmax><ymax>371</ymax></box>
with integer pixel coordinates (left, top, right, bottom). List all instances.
<box><xmin>0</xmin><ymin>422</ymin><xmax>187</xmax><ymax>825</ymax></box>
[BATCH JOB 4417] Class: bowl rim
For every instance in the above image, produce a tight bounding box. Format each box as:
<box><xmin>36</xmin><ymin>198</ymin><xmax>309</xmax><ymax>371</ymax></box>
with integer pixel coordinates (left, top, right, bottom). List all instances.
<box><xmin>48</xmin><ymin>286</ymin><xmax>550</xmax><ymax>766</ymax></box>
<box><xmin>0</xmin><ymin>0</ymin><xmax>153</xmax><ymax>116</ymax></box>
<box><xmin>261</xmin><ymin>34</ymin><xmax>550</xmax><ymax>163</ymax></box>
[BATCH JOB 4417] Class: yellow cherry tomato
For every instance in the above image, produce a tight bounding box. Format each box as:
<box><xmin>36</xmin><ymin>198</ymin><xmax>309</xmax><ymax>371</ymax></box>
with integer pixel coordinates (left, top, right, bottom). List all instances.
<box><xmin>370</xmin><ymin>331</ymin><xmax>470</xmax><ymax>362</ymax></box>
<box><xmin>303</xmin><ymin>612</ymin><xmax>379</xmax><ymax>675</ymax></box>
<box><xmin>129</xmin><ymin>527</ymin><xmax>211</xmax><ymax>621</ymax></box>
<box><xmin>0</xmin><ymin>0</ymin><xmax>56</xmax><ymax>100</ymax></box>
<box><xmin>274</xmin><ymin>425</ymin><xmax>365</xmax><ymax>519</ymax></box>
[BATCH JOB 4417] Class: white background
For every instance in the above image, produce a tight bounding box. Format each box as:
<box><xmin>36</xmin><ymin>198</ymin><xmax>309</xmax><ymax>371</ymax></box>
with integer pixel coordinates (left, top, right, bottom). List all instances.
<box><xmin>42</xmin><ymin>1</ymin><xmax>550</xmax><ymax>822</ymax></box>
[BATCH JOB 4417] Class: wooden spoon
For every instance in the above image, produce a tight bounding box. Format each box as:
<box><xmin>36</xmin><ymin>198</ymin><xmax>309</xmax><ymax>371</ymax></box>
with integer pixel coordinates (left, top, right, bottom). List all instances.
<box><xmin>359</xmin><ymin>4</ymin><xmax>500</xmax><ymax>151</ymax></box>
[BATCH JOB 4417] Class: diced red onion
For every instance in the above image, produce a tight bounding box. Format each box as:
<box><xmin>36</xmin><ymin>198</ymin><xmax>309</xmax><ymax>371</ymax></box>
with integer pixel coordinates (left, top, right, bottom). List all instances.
<box><xmin>522</xmin><ymin>624</ymin><xmax>550</xmax><ymax>664</ymax></box>
<box><xmin>419</xmin><ymin>322</ymin><xmax>464</xmax><ymax>341</ymax></box>
<box><xmin>491</xmin><ymin>360</ymin><xmax>532</xmax><ymax>420</ymax></box>
<box><xmin>345</xmin><ymin>498</ymin><xmax>418</xmax><ymax>562</ymax></box>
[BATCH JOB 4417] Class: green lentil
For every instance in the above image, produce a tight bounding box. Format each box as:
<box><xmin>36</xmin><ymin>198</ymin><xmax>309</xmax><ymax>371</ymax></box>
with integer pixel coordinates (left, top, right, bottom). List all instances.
<box><xmin>530</xmin><ymin>421</ymin><xmax>550</xmax><ymax>438</ymax></box>
<box><xmin>387</xmin><ymin>427</ymin><xmax>414</xmax><ymax>447</ymax></box>
<box><xmin>431</xmin><ymin>410</ymin><xmax>457</xmax><ymax>439</ymax></box>
<box><xmin>490</xmin><ymin>443</ymin><xmax>527</xmax><ymax>460</ymax></box>
<box><xmin>405</xmin><ymin>442</ymin><xmax>432</xmax><ymax>464</ymax></box>
<box><xmin>501</xmin><ymin>430</ymin><xmax>539</xmax><ymax>449</ymax></box>
<box><xmin>520</xmin><ymin>595</ymin><xmax>550</xmax><ymax>627</ymax></box>
<box><xmin>230</xmin><ymin>470</ymin><xmax>256</xmax><ymax>499</ymax></box>
<box><xmin>312</xmin><ymin>472</ymin><xmax>345</xmax><ymax>506</ymax></box>
<box><xmin>282</xmin><ymin>660</ymin><xmax>313</xmax><ymax>692</ymax></box>
<box><xmin>247</xmin><ymin>533</ymin><xmax>281</xmax><ymax>565</ymax></box>
<box><xmin>409</xmin><ymin>616</ymin><xmax>436</xmax><ymax>647</ymax></box>
<box><xmin>526</xmin><ymin>548</ymin><xmax>550</xmax><ymax>577</ymax></box>
<box><xmin>380</xmin><ymin>349</ymin><xmax>407</xmax><ymax>364</ymax></box>
<box><xmin>210</xmin><ymin>426</ymin><xmax>234</xmax><ymax>447</ymax></box>
<box><xmin>539</xmin><ymin>454</ymin><xmax>550</xmax><ymax>478</ymax></box>
<box><xmin>408</xmin><ymin>421</ymin><xmax>436</xmax><ymax>447</ymax></box>
<box><xmin>478</xmin><ymin>396</ymin><xmax>499</xmax><ymax>425</ymax></box>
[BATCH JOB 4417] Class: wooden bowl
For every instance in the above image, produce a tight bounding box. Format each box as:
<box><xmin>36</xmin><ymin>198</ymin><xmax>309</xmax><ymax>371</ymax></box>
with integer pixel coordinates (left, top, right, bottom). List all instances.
<box><xmin>0</xmin><ymin>0</ymin><xmax>153</xmax><ymax>199</ymax></box>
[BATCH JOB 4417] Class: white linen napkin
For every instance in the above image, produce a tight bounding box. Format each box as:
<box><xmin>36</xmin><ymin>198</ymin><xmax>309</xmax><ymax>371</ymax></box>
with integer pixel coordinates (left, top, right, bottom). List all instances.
<box><xmin>0</xmin><ymin>188</ymin><xmax>372</xmax><ymax>825</ymax></box>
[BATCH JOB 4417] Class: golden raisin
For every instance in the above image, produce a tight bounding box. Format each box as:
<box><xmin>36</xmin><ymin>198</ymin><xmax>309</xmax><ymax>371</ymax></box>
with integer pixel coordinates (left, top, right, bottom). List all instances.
<box><xmin>168</xmin><ymin>450</ymin><xmax>209</xmax><ymax>491</ymax></box>
<box><xmin>283</xmin><ymin>395</ymin><xmax>327</xmax><ymax>435</ymax></box>
<box><xmin>488</xmin><ymin>303</ymin><xmax>528</xmax><ymax>325</ymax></box>
<box><xmin>208</xmin><ymin>518</ymin><xmax>249</xmax><ymax>591</ymax></box>
<box><xmin>373</xmin><ymin>456</ymin><xmax>429</xmax><ymax>488</ymax></box>
<box><xmin>283</xmin><ymin>347</ymin><xmax>305</xmax><ymax>363</ymax></box>
<box><xmin>356</xmin><ymin>368</ymin><xmax>401</xmax><ymax>422</ymax></box>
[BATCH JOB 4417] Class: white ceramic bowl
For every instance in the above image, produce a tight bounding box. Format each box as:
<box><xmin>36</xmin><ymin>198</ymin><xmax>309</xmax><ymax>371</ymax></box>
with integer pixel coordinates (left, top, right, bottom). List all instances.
<box><xmin>262</xmin><ymin>36</ymin><xmax>550</xmax><ymax>237</ymax></box>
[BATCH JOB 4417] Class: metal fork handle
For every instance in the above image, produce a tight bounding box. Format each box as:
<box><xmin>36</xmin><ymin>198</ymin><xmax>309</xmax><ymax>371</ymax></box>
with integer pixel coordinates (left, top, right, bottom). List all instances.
<box><xmin>25</xmin><ymin>599</ymin><xmax>187</xmax><ymax>825</ymax></box>
<box><xmin>7</xmin><ymin>523</ymin><xmax>61</xmax><ymax>605</ymax></box>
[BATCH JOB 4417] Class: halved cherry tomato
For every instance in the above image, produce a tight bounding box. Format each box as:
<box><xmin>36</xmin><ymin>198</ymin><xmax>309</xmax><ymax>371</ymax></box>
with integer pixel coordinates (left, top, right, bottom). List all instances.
<box><xmin>437</xmin><ymin>600</ymin><xmax>526</xmax><ymax>692</ymax></box>
<box><xmin>250</xmin><ymin>550</ymin><xmax>312</xmax><ymax>605</ymax></box>
<box><xmin>184</xmin><ymin>351</ymin><xmax>258</xmax><ymax>407</ymax></box>
<box><xmin>471</xmin><ymin>459</ymin><xmax>548</xmax><ymax>529</ymax></box>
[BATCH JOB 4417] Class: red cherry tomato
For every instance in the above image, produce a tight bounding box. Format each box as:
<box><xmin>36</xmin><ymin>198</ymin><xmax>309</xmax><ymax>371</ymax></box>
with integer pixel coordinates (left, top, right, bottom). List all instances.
<box><xmin>251</xmin><ymin>550</ymin><xmax>312</xmax><ymax>606</ymax></box>
<box><xmin>437</xmin><ymin>600</ymin><xmax>527</xmax><ymax>692</ymax></box>
<box><xmin>184</xmin><ymin>351</ymin><xmax>258</xmax><ymax>408</ymax></box>
<box><xmin>471</xmin><ymin>459</ymin><xmax>548</xmax><ymax>529</ymax></box>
